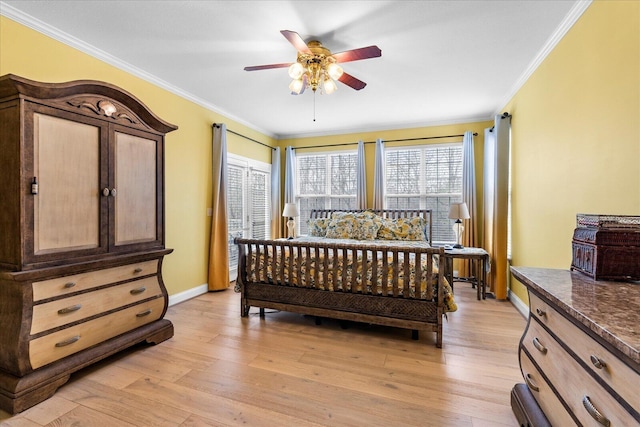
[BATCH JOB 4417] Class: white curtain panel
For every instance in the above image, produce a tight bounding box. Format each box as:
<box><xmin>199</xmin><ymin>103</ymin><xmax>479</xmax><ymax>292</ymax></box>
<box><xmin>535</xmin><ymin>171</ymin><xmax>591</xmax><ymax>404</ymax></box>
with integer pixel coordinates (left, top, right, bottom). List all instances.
<box><xmin>284</xmin><ymin>146</ymin><xmax>296</xmax><ymax>204</ymax></box>
<box><xmin>462</xmin><ymin>131</ymin><xmax>477</xmax><ymax>246</ymax></box>
<box><xmin>356</xmin><ymin>140</ymin><xmax>367</xmax><ymax>209</ymax></box>
<box><xmin>270</xmin><ymin>146</ymin><xmax>281</xmax><ymax>238</ymax></box>
<box><xmin>458</xmin><ymin>131</ymin><xmax>478</xmax><ymax>277</ymax></box>
<box><xmin>373</xmin><ymin>138</ymin><xmax>385</xmax><ymax>210</ymax></box>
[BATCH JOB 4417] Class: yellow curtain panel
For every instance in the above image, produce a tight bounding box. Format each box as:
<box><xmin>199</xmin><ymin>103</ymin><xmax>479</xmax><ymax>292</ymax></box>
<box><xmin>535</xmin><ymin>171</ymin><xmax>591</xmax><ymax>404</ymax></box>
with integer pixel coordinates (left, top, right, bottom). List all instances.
<box><xmin>208</xmin><ymin>124</ymin><xmax>230</xmax><ymax>291</ymax></box>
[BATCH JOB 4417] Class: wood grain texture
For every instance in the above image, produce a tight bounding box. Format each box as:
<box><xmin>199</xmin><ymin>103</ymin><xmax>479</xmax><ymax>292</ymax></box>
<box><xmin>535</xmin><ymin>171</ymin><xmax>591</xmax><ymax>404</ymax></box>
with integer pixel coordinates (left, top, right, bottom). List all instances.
<box><xmin>32</xmin><ymin>260</ymin><xmax>157</xmax><ymax>302</ymax></box>
<box><xmin>1</xmin><ymin>283</ymin><xmax>526</xmax><ymax>426</ymax></box>
<box><xmin>29</xmin><ymin>298</ymin><xmax>165</xmax><ymax>369</ymax></box>
<box><xmin>31</xmin><ymin>276</ymin><xmax>163</xmax><ymax>334</ymax></box>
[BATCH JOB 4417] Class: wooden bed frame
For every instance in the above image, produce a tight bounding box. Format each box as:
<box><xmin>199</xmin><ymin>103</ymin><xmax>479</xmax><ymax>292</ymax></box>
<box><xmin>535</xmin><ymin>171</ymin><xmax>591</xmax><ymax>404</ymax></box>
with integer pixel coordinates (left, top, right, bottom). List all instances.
<box><xmin>235</xmin><ymin>209</ymin><xmax>447</xmax><ymax>347</ymax></box>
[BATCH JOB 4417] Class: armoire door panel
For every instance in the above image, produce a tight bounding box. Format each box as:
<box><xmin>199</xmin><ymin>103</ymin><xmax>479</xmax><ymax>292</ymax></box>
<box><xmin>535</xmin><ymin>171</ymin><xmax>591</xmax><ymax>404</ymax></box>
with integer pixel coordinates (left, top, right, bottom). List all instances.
<box><xmin>33</xmin><ymin>113</ymin><xmax>101</xmax><ymax>254</ymax></box>
<box><xmin>113</xmin><ymin>131</ymin><xmax>158</xmax><ymax>246</ymax></box>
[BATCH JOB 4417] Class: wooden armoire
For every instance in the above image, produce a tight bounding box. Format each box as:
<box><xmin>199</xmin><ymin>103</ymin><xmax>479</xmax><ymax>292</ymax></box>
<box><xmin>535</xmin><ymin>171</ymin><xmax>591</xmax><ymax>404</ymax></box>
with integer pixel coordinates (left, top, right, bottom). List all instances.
<box><xmin>0</xmin><ymin>74</ymin><xmax>177</xmax><ymax>414</ymax></box>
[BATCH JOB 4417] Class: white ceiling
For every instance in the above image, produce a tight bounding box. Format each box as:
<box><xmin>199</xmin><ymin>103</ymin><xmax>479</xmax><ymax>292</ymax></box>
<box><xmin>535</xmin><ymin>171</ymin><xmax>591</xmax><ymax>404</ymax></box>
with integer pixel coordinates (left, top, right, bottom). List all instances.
<box><xmin>2</xmin><ymin>1</ymin><xmax>587</xmax><ymax>139</ymax></box>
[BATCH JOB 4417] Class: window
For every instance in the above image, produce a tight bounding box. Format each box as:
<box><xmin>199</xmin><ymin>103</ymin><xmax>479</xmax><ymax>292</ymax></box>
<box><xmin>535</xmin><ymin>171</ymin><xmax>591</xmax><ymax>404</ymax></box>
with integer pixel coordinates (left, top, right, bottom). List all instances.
<box><xmin>227</xmin><ymin>154</ymin><xmax>271</xmax><ymax>280</ymax></box>
<box><xmin>384</xmin><ymin>143</ymin><xmax>463</xmax><ymax>243</ymax></box>
<box><xmin>296</xmin><ymin>151</ymin><xmax>357</xmax><ymax>235</ymax></box>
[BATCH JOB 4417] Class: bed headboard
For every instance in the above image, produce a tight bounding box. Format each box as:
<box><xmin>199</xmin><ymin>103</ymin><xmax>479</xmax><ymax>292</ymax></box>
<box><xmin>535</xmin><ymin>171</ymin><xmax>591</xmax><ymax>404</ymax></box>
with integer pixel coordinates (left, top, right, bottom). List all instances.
<box><xmin>309</xmin><ymin>209</ymin><xmax>433</xmax><ymax>244</ymax></box>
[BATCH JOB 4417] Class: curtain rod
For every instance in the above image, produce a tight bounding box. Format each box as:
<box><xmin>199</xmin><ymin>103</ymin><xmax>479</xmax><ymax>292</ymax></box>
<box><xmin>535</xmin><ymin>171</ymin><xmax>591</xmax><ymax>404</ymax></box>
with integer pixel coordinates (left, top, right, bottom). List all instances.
<box><xmin>213</xmin><ymin>123</ymin><xmax>275</xmax><ymax>150</ymax></box>
<box><xmin>293</xmin><ymin>132</ymin><xmax>478</xmax><ymax>151</ymax></box>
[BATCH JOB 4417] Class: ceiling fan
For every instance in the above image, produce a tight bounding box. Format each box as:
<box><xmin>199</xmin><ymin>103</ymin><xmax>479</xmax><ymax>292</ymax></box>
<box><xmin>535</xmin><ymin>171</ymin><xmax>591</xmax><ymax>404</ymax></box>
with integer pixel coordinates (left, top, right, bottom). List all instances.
<box><xmin>244</xmin><ymin>30</ymin><xmax>382</xmax><ymax>95</ymax></box>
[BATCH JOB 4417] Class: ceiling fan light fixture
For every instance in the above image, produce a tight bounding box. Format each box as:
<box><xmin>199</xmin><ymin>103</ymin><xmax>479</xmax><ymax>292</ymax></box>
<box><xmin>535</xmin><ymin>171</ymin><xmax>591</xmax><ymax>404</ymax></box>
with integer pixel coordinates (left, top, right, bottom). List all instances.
<box><xmin>323</xmin><ymin>77</ymin><xmax>337</xmax><ymax>95</ymax></box>
<box><xmin>326</xmin><ymin>62</ymin><xmax>343</xmax><ymax>80</ymax></box>
<box><xmin>289</xmin><ymin>78</ymin><xmax>304</xmax><ymax>94</ymax></box>
<box><xmin>288</xmin><ymin>62</ymin><xmax>304</xmax><ymax>79</ymax></box>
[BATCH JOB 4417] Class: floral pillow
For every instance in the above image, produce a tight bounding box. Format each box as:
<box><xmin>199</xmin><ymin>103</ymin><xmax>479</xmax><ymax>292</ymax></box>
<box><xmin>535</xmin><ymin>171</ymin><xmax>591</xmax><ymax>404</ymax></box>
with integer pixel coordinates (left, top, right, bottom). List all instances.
<box><xmin>325</xmin><ymin>211</ymin><xmax>382</xmax><ymax>240</ymax></box>
<box><xmin>377</xmin><ymin>216</ymin><xmax>427</xmax><ymax>241</ymax></box>
<box><xmin>307</xmin><ymin>218</ymin><xmax>330</xmax><ymax>237</ymax></box>
<box><xmin>326</xmin><ymin>213</ymin><xmax>359</xmax><ymax>239</ymax></box>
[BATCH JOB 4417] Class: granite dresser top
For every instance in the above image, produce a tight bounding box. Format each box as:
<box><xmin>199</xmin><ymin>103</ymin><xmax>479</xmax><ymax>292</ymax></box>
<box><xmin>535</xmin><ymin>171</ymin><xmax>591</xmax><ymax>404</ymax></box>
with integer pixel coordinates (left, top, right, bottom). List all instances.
<box><xmin>511</xmin><ymin>266</ymin><xmax>639</xmax><ymax>367</ymax></box>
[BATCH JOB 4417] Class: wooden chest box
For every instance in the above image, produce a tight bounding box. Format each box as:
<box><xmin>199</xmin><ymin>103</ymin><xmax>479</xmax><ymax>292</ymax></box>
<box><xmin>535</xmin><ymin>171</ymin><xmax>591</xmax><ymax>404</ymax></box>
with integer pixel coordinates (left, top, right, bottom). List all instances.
<box><xmin>571</xmin><ymin>214</ymin><xmax>640</xmax><ymax>280</ymax></box>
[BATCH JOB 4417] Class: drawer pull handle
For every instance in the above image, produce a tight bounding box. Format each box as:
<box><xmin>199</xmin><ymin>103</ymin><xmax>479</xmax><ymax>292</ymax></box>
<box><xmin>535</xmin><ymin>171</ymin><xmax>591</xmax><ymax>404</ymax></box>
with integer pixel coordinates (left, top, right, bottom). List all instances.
<box><xmin>532</xmin><ymin>337</ymin><xmax>547</xmax><ymax>354</ymax></box>
<box><xmin>524</xmin><ymin>373</ymin><xmax>539</xmax><ymax>392</ymax></box>
<box><xmin>136</xmin><ymin>309</ymin><xmax>152</xmax><ymax>317</ymax></box>
<box><xmin>582</xmin><ymin>395</ymin><xmax>610</xmax><ymax>427</ymax></box>
<box><xmin>590</xmin><ymin>355</ymin><xmax>607</xmax><ymax>370</ymax></box>
<box><xmin>55</xmin><ymin>335</ymin><xmax>80</xmax><ymax>347</ymax></box>
<box><xmin>535</xmin><ymin>308</ymin><xmax>546</xmax><ymax>317</ymax></box>
<box><xmin>58</xmin><ymin>304</ymin><xmax>82</xmax><ymax>315</ymax></box>
<box><xmin>133</xmin><ymin>268</ymin><xmax>143</xmax><ymax>274</ymax></box>
<box><xmin>130</xmin><ymin>287</ymin><xmax>147</xmax><ymax>295</ymax></box>
<box><xmin>64</xmin><ymin>282</ymin><xmax>77</xmax><ymax>289</ymax></box>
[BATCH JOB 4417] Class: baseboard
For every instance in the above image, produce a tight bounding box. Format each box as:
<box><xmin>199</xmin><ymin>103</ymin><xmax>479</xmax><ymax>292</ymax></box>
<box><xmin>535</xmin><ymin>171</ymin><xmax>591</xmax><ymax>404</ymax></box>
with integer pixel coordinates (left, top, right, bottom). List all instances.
<box><xmin>508</xmin><ymin>289</ymin><xmax>529</xmax><ymax>319</ymax></box>
<box><xmin>168</xmin><ymin>284</ymin><xmax>208</xmax><ymax>307</ymax></box>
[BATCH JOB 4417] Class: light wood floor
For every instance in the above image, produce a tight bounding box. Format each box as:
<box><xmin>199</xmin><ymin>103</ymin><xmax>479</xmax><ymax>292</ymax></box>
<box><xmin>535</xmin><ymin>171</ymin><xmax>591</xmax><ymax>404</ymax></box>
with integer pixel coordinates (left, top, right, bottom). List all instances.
<box><xmin>1</xmin><ymin>282</ymin><xmax>527</xmax><ymax>427</ymax></box>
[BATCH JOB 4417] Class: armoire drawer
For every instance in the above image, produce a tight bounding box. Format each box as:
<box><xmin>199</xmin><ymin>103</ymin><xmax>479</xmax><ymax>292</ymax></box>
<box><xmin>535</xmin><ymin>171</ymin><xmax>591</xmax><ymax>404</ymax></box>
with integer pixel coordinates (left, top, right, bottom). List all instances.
<box><xmin>519</xmin><ymin>350</ymin><xmax>575</xmax><ymax>426</ymax></box>
<box><xmin>523</xmin><ymin>318</ymin><xmax>634</xmax><ymax>426</ymax></box>
<box><xmin>529</xmin><ymin>292</ymin><xmax>639</xmax><ymax>411</ymax></box>
<box><xmin>31</xmin><ymin>276</ymin><xmax>163</xmax><ymax>334</ymax></box>
<box><xmin>32</xmin><ymin>260</ymin><xmax>158</xmax><ymax>302</ymax></box>
<box><xmin>29</xmin><ymin>296</ymin><xmax>165</xmax><ymax>369</ymax></box>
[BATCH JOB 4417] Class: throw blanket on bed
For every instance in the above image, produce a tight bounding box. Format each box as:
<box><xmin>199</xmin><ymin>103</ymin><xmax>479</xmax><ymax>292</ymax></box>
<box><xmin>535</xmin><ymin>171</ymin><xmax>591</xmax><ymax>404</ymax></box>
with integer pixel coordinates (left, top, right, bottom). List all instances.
<box><xmin>235</xmin><ymin>237</ymin><xmax>457</xmax><ymax>312</ymax></box>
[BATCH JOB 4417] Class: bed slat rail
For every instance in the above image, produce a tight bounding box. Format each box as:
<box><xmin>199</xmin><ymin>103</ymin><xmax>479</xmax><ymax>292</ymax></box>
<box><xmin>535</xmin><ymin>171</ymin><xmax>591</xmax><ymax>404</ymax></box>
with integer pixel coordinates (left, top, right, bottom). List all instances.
<box><xmin>236</xmin><ymin>238</ymin><xmax>443</xmax><ymax>300</ymax></box>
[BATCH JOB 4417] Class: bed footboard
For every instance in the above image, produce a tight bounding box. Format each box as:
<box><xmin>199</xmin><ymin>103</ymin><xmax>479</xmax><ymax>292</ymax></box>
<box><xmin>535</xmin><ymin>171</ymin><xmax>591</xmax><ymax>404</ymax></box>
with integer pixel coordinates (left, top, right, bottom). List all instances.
<box><xmin>235</xmin><ymin>238</ymin><xmax>446</xmax><ymax>347</ymax></box>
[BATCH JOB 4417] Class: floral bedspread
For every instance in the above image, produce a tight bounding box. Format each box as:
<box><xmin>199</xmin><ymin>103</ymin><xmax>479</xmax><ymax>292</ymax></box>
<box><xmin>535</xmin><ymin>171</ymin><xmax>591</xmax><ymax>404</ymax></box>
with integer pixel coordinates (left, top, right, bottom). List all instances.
<box><xmin>236</xmin><ymin>237</ymin><xmax>457</xmax><ymax>312</ymax></box>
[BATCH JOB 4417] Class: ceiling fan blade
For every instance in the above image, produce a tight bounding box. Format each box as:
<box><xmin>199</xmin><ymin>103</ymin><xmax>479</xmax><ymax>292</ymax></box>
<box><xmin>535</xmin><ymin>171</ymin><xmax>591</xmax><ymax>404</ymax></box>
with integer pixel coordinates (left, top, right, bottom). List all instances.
<box><xmin>244</xmin><ymin>63</ymin><xmax>292</xmax><ymax>71</ymax></box>
<box><xmin>281</xmin><ymin>30</ymin><xmax>312</xmax><ymax>54</ymax></box>
<box><xmin>338</xmin><ymin>72</ymin><xmax>367</xmax><ymax>91</ymax></box>
<box><xmin>332</xmin><ymin>45</ymin><xmax>382</xmax><ymax>63</ymax></box>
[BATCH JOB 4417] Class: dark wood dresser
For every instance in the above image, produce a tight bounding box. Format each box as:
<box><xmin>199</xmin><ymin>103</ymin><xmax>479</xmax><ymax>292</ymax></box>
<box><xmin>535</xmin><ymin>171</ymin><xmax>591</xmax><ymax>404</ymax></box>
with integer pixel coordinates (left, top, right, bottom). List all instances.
<box><xmin>0</xmin><ymin>74</ymin><xmax>177</xmax><ymax>414</ymax></box>
<box><xmin>510</xmin><ymin>267</ymin><xmax>639</xmax><ymax>426</ymax></box>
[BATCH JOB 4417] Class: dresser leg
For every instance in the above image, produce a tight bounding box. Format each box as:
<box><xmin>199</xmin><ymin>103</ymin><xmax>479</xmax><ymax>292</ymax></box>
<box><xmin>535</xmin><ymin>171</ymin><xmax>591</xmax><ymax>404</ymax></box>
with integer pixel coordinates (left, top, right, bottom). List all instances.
<box><xmin>0</xmin><ymin>373</ymin><xmax>70</xmax><ymax>415</ymax></box>
<box><xmin>144</xmin><ymin>320</ymin><xmax>174</xmax><ymax>345</ymax></box>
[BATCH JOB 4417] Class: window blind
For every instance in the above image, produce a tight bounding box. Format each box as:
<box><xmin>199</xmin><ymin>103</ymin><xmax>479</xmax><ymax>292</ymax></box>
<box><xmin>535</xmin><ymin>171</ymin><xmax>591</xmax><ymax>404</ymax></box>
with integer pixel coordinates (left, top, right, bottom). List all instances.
<box><xmin>385</xmin><ymin>144</ymin><xmax>463</xmax><ymax>243</ymax></box>
<box><xmin>296</xmin><ymin>151</ymin><xmax>357</xmax><ymax>235</ymax></box>
<box><xmin>227</xmin><ymin>155</ymin><xmax>271</xmax><ymax>279</ymax></box>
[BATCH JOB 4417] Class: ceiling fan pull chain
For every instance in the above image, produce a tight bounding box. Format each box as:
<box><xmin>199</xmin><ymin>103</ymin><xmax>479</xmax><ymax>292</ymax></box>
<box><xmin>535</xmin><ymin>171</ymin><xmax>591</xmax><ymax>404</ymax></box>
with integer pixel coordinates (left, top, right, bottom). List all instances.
<box><xmin>313</xmin><ymin>91</ymin><xmax>316</xmax><ymax>122</ymax></box>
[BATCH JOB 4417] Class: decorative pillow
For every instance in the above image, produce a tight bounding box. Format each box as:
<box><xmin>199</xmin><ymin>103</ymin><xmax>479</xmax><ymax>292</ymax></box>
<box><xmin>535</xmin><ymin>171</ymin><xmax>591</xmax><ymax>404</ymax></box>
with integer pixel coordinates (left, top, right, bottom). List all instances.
<box><xmin>325</xmin><ymin>211</ymin><xmax>382</xmax><ymax>240</ymax></box>
<box><xmin>354</xmin><ymin>211</ymin><xmax>383</xmax><ymax>240</ymax></box>
<box><xmin>307</xmin><ymin>218</ymin><xmax>330</xmax><ymax>237</ymax></box>
<box><xmin>326</xmin><ymin>213</ymin><xmax>360</xmax><ymax>239</ymax></box>
<box><xmin>377</xmin><ymin>216</ymin><xmax>427</xmax><ymax>241</ymax></box>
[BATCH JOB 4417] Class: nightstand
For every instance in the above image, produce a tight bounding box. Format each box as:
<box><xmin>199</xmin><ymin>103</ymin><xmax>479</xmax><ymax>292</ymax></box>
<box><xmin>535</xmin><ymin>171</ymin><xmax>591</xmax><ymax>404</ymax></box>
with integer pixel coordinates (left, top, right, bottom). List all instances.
<box><xmin>441</xmin><ymin>247</ymin><xmax>490</xmax><ymax>300</ymax></box>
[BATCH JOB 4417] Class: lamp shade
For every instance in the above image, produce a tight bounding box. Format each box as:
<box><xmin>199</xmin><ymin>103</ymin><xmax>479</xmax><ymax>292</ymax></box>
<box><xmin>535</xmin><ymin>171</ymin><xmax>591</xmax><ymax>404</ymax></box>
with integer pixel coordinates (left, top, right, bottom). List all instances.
<box><xmin>448</xmin><ymin>202</ymin><xmax>470</xmax><ymax>220</ymax></box>
<box><xmin>282</xmin><ymin>203</ymin><xmax>299</xmax><ymax>218</ymax></box>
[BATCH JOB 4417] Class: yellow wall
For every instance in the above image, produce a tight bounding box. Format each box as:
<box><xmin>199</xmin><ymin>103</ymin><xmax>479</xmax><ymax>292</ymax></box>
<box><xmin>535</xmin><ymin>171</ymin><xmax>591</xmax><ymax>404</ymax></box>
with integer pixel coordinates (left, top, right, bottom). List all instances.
<box><xmin>505</xmin><ymin>0</ymin><xmax>640</xmax><ymax>303</ymax></box>
<box><xmin>0</xmin><ymin>17</ymin><xmax>276</xmax><ymax>296</ymax></box>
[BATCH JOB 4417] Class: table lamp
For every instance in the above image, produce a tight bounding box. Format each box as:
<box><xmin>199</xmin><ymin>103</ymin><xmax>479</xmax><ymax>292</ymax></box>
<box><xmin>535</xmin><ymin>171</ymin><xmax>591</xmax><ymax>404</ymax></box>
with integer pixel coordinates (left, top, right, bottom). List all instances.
<box><xmin>282</xmin><ymin>203</ymin><xmax>299</xmax><ymax>239</ymax></box>
<box><xmin>448</xmin><ymin>202</ymin><xmax>470</xmax><ymax>248</ymax></box>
